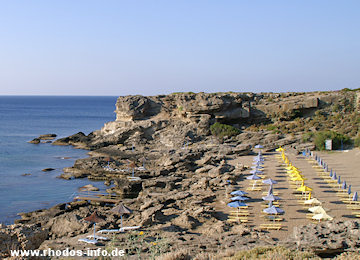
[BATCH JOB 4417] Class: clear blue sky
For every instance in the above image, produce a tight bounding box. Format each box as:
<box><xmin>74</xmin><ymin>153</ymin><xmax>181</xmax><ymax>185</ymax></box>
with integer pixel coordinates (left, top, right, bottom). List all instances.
<box><xmin>0</xmin><ymin>1</ymin><xmax>359</xmax><ymax>95</ymax></box>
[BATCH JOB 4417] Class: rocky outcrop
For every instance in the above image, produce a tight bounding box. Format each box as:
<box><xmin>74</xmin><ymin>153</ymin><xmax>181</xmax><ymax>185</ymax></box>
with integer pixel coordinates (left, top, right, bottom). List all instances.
<box><xmin>0</xmin><ymin>224</ymin><xmax>48</xmax><ymax>254</ymax></box>
<box><xmin>28</xmin><ymin>134</ymin><xmax>57</xmax><ymax>144</ymax></box>
<box><xmin>291</xmin><ymin>220</ymin><xmax>360</xmax><ymax>254</ymax></box>
<box><xmin>49</xmin><ymin>91</ymin><xmax>344</xmax><ymax>154</ymax></box>
<box><xmin>45</xmin><ymin>214</ymin><xmax>88</xmax><ymax>239</ymax></box>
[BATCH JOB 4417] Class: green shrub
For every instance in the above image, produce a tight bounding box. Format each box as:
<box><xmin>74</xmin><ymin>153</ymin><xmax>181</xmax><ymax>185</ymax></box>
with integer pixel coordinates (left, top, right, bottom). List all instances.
<box><xmin>302</xmin><ymin>132</ymin><xmax>314</xmax><ymax>143</ymax></box>
<box><xmin>314</xmin><ymin>131</ymin><xmax>352</xmax><ymax>150</ymax></box>
<box><xmin>354</xmin><ymin>137</ymin><xmax>360</xmax><ymax>147</ymax></box>
<box><xmin>210</xmin><ymin>122</ymin><xmax>240</xmax><ymax>138</ymax></box>
<box><xmin>266</xmin><ymin>124</ymin><xmax>277</xmax><ymax>131</ymax></box>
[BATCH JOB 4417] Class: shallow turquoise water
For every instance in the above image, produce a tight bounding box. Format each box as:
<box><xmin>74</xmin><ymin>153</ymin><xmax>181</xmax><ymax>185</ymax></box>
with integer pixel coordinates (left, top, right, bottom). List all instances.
<box><xmin>0</xmin><ymin>96</ymin><xmax>118</xmax><ymax>224</ymax></box>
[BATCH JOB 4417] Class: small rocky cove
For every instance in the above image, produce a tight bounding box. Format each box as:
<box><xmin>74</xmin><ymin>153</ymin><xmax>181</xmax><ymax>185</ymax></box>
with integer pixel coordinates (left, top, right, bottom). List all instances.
<box><xmin>2</xmin><ymin>91</ymin><xmax>360</xmax><ymax>259</ymax></box>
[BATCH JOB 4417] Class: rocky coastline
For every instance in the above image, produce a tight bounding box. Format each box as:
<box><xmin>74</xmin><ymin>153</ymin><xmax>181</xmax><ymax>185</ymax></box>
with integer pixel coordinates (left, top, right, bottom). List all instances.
<box><xmin>2</xmin><ymin>90</ymin><xmax>360</xmax><ymax>259</ymax></box>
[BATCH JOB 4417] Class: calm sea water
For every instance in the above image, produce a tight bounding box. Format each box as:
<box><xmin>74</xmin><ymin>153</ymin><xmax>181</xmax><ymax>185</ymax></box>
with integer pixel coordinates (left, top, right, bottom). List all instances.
<box><xmin>0</xmin><ymin>96</ymin><xmax>118</xmax><ymax>224</ymax></box>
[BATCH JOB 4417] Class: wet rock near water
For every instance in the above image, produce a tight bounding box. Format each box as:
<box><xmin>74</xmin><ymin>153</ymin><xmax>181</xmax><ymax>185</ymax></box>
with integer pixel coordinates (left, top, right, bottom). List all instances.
<box><xmin>42</xmin><ymin>168</ymin><xmax>55</xmax><ymax>172</ymax></box>
<box><xmin>28</xmin><ymin>134</ymin><xmax>57</xmax><ymax>144</ymax></box>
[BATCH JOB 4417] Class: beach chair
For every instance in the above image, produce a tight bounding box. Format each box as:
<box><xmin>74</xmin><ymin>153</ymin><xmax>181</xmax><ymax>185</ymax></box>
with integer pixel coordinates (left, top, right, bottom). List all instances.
<box><xmin>259</xmin><ymin>223</ymin><xmax>282</xmax><ymax>230</ymax></box>
<box><xmin>97</xmin><ymin>226</ymin><xmax>141</xmax><ymax>233</ymax></box>
<box><xmin>246</xmin><ymin>187</ymin><xmax>262</xmax><ymax>191</ymax></box>
<box><xmin>229</xmin><ymin>212</ymin><xmax>250</xmax><ymax>217</ymax></box>
<box><xmin>78</xmin><ymin>238</ymin><xmax>98</xmax><ymax>245</ymax></box>
<box><xmin>86</xmin><ymin>234</ymin><xmax>109</xmax><ymax>240</ymax></box>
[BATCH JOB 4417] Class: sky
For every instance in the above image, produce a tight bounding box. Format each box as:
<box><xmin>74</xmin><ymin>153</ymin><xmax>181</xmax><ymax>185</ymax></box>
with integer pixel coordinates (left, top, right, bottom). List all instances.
<box><xmin>0</xmin><ymin>1</ymin><xmax>359</xmax><ymax>96</ymax></box>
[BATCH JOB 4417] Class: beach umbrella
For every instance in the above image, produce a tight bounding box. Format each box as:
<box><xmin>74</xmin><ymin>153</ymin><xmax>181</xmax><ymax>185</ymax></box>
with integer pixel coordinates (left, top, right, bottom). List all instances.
<box><xmin>304</xmin><ymin>198</ymin><xmax>322</xmax><ymax>205</ymax></box>
<box><xmin>263</xmin><ymin>205</ymin><xmax>284</xmax><ymax>214</ymax></box>
<box><xmin>262</xmin><ymin>179</ymin><xmax>277</xmax><ymax>185</ymax></box>
<box><xmin>253</xmin><ymin>157</ymin><xmax>264</xmax><ymax>162</ymax></box>
<box><xmin>247</xmin><ymin>174</ymin><xmax>261</xmax><ymax>190</ymax></box>
<box><xmin>297</xmin><ymin>185</ymin><xmax>312</xmax><ymax>192</ymax></box>
<box><xmin>308</xmin><ymin>206</ymin><xmax>327</xmax><ymax>214</ymax></box>
<box><xmin>246</xmin><ymin>174</ymin><xmax>261</xmax><ymax>180</ymax></box>
<box><xmin>329</xmin><ymin>169</ymin><xmax>333</xmax><ymax>178</ymax></box>
<box><xmin>332</xmin><ymin>172</ymin><xmax>337</xmax><ymax>181</ymax></box>
<box><xmin>104</xmin><ymin>157</ymin><xmax>112</xmax><ymax>167</ymax></box>
<box><xmin>230</xmin><ymin>190</ymin><xmax>248</xmax><ymax>196</ymax></box>
<box><xmin>254</xmin><ymin>144</ymin><xmax>264</xmax><ymax>149</ymax></box>
<box><xmin>250</xmin><ymin>169</ymin><xmax>263</xmax><ymax>175</ymax></box>
<box><xmin>110</xmin><ymin>204</ymin><xmax>132</xmax><ymax>229</ymax></box>
<box><xmin>262</xmin><ymin>194</ymin><xmax>281</xmax><ymax>202</ymax></box>
<box><xmin>353</xmin><ymin>192</ymin><xmax>358</xmax><ymax>201</ymax></box>
<box><xmin>227</xmin><ymin>201</ymin><xmax>248</xmax><ymax>208</ymax></box>
<box><xmin>267</xmin><ymin>185</ymin><xmax>273</xmax><ymax>196</ymax></box>
<box><xmin>342</xmin><ymin>181</ymin><xmax>347</xmax><ymax>190</ymax></box>
<box><xmin>252</xmin><ymin>161</ymin><xmax>264</xmax><ymax>166</ymax></box>
<box><xmin>285</xmin><ymin>165</ymin><xmax>296</xmax><ymax>171</ymax></box>
<box><xmin>337</xmin><ymin>176</ymin><xmax>341</xmax><ymax>185</ymax></box>
<box><xmin>231</xmin><ymin>196</ymin><xmax>249</xmax><ymax>201</ymax></box>
<box><xmin>275</xmin><ymin>147</ymin><xmax>284</xmax><ymax>152</ymax></box>
<box><xmin>84</xmin><ymin>211</ymin><xmax>105</xmax><ymax>241</ymax></box>
<box><xmin>312</xmin><ymin>212</ymin><xmax>333</xmax><ymax>222</ymax></box>
<box><xmin>348</xmin><ymin>185</ymin><xmax>352</xmax><ymax>195</ymax></box>
<box><xmin>291</xmin><ymin>176</ymin><xmax>306</xmax><ymax>182</ymax></box>
<box><xmin>251</xmin><ymin>166</ymin><xmax>264</xmax><ymax>171</ymax></box>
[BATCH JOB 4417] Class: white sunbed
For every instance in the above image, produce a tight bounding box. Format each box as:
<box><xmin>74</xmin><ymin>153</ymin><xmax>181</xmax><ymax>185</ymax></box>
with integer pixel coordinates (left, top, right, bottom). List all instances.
<box><xmin>127</xmin><ymin>176</ymin><xmax>141</xmax><ymax>181</ymax></box>
<box><xmin>97</xmin><ymin>226</ymin><xmax>141</xmax><ymax>233</ymax></box>
<box><xmin>86</xmin><ymin>234</ymin><xmax>109</xmax><ymax>240</ymax></box>
<box><xmin>78</xmin><ymin>238</ymin><xmax>98</xmax><ymax>244</ymax></box>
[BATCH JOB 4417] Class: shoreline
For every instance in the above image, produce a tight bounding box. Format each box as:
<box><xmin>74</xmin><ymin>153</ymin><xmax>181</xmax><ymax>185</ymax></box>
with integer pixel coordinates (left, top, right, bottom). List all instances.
<box><xmin>2</xmin><ymin>91</ymin><xmax>360</xmax><ymax>258</ymax></box>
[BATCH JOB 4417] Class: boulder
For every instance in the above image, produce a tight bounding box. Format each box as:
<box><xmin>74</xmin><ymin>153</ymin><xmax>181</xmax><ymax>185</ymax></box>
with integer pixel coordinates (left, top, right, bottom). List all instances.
<box><xmin>78</xmin><ymin>184</ymin><xmax>99</xmax><ymax>191</ymax></box>
<box><xmin>140</xmin><ymin>204</ymin><xmax>164</xmax><ymax>226</ymax></box>
<box><xmin>45</xmin><ymin>214</ymin><xmax>88</xmax><ymax>238</ymax></box>
<box><xmin>172</xmin><ymin>212</ymin><xmax>200</xmax><ymax>230</ymax></box>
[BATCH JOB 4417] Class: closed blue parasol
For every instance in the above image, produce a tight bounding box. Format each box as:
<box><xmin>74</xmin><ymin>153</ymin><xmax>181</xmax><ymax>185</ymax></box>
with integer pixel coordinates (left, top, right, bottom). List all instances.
<box><xmin>332</xmin><ymin>172</ymin><xmax>337</xmax><ymax>180</ymax></box>
<box><xmin>342</xmin><ymin>181</ymin><xmax>347</xmax><ymax>190</ymax></box>
<box><xmin>353</xmin><ymin>192</ymin><xmax>358</xmax><ymax>201</ymax></box>
<box><xmin>348</xmin><ymin>185</ymin><xmax>352</xmax><ymax>195</ymax></box>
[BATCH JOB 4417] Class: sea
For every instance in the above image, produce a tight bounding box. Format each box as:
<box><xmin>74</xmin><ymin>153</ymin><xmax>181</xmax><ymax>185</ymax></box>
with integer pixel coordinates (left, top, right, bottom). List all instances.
<box><xmin>0</xmin><ymin>96</ymin><xmax>118</xmax><ymax>224</ymax></box>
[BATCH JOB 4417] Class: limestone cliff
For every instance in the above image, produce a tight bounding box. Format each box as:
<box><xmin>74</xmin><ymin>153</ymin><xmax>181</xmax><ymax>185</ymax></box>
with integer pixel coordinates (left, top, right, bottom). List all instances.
<box><xmin>54</xmin><ymin>90</ymin><xmax>352</xmax><ymax>152</ymax></box>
